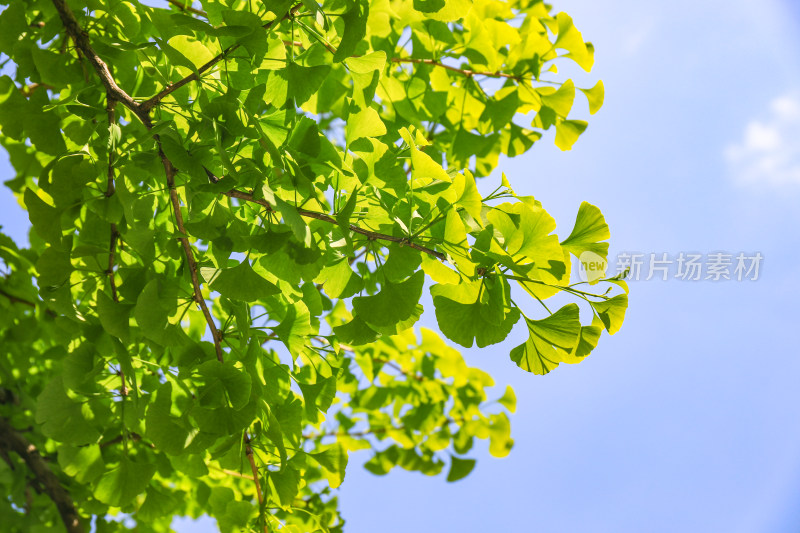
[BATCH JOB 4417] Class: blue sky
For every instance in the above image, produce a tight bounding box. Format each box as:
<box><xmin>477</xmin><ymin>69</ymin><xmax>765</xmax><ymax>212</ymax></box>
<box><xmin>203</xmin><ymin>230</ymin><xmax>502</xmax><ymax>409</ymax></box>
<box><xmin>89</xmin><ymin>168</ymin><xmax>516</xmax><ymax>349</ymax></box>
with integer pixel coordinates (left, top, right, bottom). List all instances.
<box><xmin>3</xmin><ymin>1</ymin><xmax>800</xmax><ymax>532</ymax></box>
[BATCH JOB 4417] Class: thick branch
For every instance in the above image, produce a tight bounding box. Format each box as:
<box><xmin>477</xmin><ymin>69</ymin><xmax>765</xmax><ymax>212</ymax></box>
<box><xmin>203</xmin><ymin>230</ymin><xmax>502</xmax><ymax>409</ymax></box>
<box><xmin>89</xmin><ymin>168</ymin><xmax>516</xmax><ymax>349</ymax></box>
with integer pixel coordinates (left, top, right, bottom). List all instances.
<box><xmin>0</xmin><ymin>418</ymin><xmax>84</xmax><ymax>533</ymax></box>
<box><xmin>0</xmin><ymin>287</ymin><xmax>36</xmax><ymax>309</ymax></box>
<box><xmin>51</xmin><ymin>0</ymin><xmax>139</xmax><ymax>112</ymax></box>
<box><xmin>224</xmin><ymin>189</ymin><xmax>447</xmax><ymax>261</ymax></box>
<box><xmin>0</xmin><ymin>287</ymin><xmax>58</xmax><ymax>318</ymax></box>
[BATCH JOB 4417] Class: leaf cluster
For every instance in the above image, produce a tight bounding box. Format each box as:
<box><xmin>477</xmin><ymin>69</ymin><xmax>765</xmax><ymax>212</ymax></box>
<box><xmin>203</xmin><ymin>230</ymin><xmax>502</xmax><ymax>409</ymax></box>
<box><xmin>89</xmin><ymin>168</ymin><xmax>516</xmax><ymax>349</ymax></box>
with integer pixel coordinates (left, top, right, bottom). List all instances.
<box><xmin>0</xmin><ymin>0</ymin><xmax>626</xmax><ymax>531</ymax></box>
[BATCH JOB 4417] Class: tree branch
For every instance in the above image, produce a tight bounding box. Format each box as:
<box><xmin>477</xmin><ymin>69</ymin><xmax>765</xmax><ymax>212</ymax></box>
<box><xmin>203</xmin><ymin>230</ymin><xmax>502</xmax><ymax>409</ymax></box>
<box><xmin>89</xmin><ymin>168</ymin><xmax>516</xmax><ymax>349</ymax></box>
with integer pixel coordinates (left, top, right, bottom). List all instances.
<box><xmin>98</xmin><ymin>432</ymin><xmax>152</xmax><ymax>448</ymax></box>
<box><xmin>0</xmin><ymin>418</ymin><xmax>84</xmax><ymax>533</ymax></box>
<box><xmin>315</xmin><ymin>337</ymin><xmax>424</xmax><ymax>382</ymax></box>
<box><xmin>51</xmin><ymin>0</ymin><xmax>139</xmax><ymax>112</ymax></box>
<box><xmin>165</xmin><ymin>0</ymin><xmax>207</xmax><ymax>17</ymax></box>
<box><xmin>19</xmin><ymin>83</ymin><xmax>55</xmax><ymax>98</ymax></box>
<box><xmin>50</xmin><ymin>0</ymin><xmax>226</xmax><ymax>363</ymax></box>
<box><xmin>223</xmin><ymin>189</ymin><xmax>447</xmax><ymax>261</ymax></box>
<box><xmin>140</xmin><ymin>3</ymin><xmax>303</xmax><ymax>112</ymax></box>
<box><xmin>244</xmin><ymin>433</ymin><xmax>268</xmax><ymax>533</ymax></box>
<box><xmin>0</xmin><ymin>287</ymin><xmax>36</xmax><ymax>309</ymax></box>
<box><xmin>0</xmin><ymin>287</ymin><xmax>58</xmax><ymax>318</ymax></box>
<box><xmin>106</xmin><ymin>95</ymin><xmax>128</xmax><ymax>395</ymax></box>
<box><xmin>390</xmin><ymin>57</ymin><xmax>523</xmax><ymax>80</ymax></box>
<box><xmin>154</xmin><ymin>138</ymin><xmax>225</xmax><ymax>362</ymax></box>
<box><xmin>105</xmin><ymin>96</ymin><xmax>119</xmax><ymax>304</ymax></box>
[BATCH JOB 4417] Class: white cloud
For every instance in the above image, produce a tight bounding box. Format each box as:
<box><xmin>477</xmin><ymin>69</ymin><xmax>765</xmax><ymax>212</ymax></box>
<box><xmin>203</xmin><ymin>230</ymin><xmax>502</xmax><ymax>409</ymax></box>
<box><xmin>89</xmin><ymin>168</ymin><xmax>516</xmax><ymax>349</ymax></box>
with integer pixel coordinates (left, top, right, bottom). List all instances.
<box><xmin>725</xmin><ymin>93</ymin><xmax>800</xmax><ymax>187</ymax></box>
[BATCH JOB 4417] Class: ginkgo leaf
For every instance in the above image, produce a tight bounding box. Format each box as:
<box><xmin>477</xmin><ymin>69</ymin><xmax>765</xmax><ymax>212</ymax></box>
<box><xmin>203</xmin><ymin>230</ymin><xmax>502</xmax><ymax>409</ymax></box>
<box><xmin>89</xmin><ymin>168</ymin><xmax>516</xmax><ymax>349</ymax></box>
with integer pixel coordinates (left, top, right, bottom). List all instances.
<box><xmin>591</xmin><ymin>294</ymin><xmax>629</xmax><ymax>334</ymax></box>
<box><xmin>446</xmin><ymin>455</ymin><xmax>476</xmax><ymax>482</ymax></box>
<box><xmin>510</xmin><ymin>304</ymin><xmax>582</xmax><ymax>375</ymax></box>
<box><xmin>211</xmin><ymin>260</ymin><xmax>280</xmax><ymax>302</ymax></box>
<box><xmin>453</xmin><ymin>171</ymin><xmax>483</xmax><ymax>221</ymax></box>
<box><xmin>333</xmin><ymin>0</ymin><xmax>369</xmax><ymax>62</ymax></box>
<box><xmin>274</xmin><ymin>301</ymin><xmax>314</xmax><ymax>354</ymax></box>
<box><xmin>96</xmin><ymin>291</ymin><xmax>131</xmax><ymax>341</ymax></box>
<box><xmin>317</xmin><ymin>258</ymin><xmax>363</xmax><ymax>298</ymax></box>
<box><xmin>561</xmin><ymin>201</ymin><xmax>611</xmax><ymax>259</ymax></box>
<box><xmin>35</xmin><ymin>377</ymin><xmax>100</xmax><ymax>445</ymax></box>
<box><xmin>24</xmin><ymin>188</ymin><xmax>61</xmax><ymax>244</ymax></box>
<box><xmin>352</xmin><ymin>270</ymin><xmax>425</xmax><ymax>330</ymax></box>
<box><xmin>94</xmin><ymin>457</ymin><xmax>157</xmax><ymax>507</ymax></box>
<box><xmin>309</xmin><ymin>444</ymin><xmax>349</xmax><ymax>488</ymax></box>
<box><xmin>431</xmin><ymin>281</ymin><xmax>520</xmax><ymax>348</ymax></box>
<box><xmin>554</xmin><ymin>13</ymin><xmax>594</xmax><ymax>71</ymax></box>
<box><xmin>145</xmin><ymin>382</ymin><xmax>189</xmax><ymax>455</ymax></box>
<box><xmin>561</xmin><ymin>316</ymin><xmax>604</xmax><ymax>364</ymax></box>
<box><xmin>540</xmin><ymin>79</ymin><xmax>576</xmax><ymax>117</ymax></box>
<box><xmin>555</xmin><ymin>119</ymin><xmax>588</xmax><ymax>151</ymax></box>
<box><xmin>580</xmin><ymin>80</ymin><xmax>605</xmax><ymax>114</ymax></box>
<box><xmin>274</xmin><ymin>197</ymin><xmax>312</xmax><ymax>247</ymax></box>
<box><xmin>198</xmin><ymin>360</ymin><xmax>252</xmax><ymax>410</ymax></box>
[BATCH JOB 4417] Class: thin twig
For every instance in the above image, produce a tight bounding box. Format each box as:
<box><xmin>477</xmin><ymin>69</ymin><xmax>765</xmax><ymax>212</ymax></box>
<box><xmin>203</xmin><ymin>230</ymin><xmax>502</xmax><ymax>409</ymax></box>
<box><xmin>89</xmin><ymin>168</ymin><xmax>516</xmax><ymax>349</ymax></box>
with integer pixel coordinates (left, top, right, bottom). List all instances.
<box><xmin>152</xmin><ymin>135</ymin><xmax>225</xmax><ymax>362</ymax></box>
<box><xmin>19</xmin><ymin>83</ymin><xmax>55</xmax><ymax>98</ymax></box>
<box><xmin>224</xmin><ymin>189</ymin><xmax>446</xmax><ymax>261</ymax></box>
<box><xmin>390</xmin><ymin>57</ymin><xmax>523</xmax><ymax>80</ymax></box>
<box><xmin>244</xmin><ymin>433</ymin><xmax>268</xmax><ymax>533</ymax></box>
<box><xmin>165</xmin><ymin>0</ymin><xmax>207</xmax><ymax>17</ymax></box>
<box><xmin>140</xmin><ymin>3</ymin><xmax>303</xmax><ymax>111</ymax></box>
<box><xmin>105</xmin><ymin>96</ymin><xmax>119</xmax><ymax>303</ymax></box>
<box><xmin>106</xmin><ymin>96</ymin><xmax>128</xmax><ymax>396</ymax></box>
<box><xmin>98</xmin><ymin>432</ymin><xmax>152</xmax><ymax>448</ymax></box>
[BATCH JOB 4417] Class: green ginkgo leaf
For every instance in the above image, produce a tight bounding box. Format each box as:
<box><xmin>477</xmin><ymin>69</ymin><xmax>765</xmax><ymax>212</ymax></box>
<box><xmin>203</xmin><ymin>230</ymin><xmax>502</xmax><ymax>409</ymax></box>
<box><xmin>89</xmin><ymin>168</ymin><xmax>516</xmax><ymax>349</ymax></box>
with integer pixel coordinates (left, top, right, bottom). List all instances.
<box><xmin>561</xmin><ymin>201</ymin><xmax>611</xmax><ymax>259</ymax></box>
<box><xmin>333</xmin><ymin>0</ymin><xmax>369</xmax><ymax>62</ymax></box>
<box><xmin>211</xmin><ymin>260</ymin><xmax>280</xmax><ymax>302</ymax></box>
<box><xmin>540</xmin><ymin>79</ymin><xmax>576</xmax><ymax>117</ymax></box>
<box><xmin>352</xmin><ymin>270</ymin><xmax>425</xmax><ymax>330</ymax></box>
<box><xmin>309</xmin><ymin>444</ymin><xmax>349</xmax><ymax>488</ymax></box>
<box><xmin>96</xmin><ymin>291</ymin><xmax>131</xmax><ymax>341</ymax></box>
<box><xmin>35</xmin><ymin>377</ymin><xmax>100</xmax><ymax>445</ymax></box>
<box><xmin>510</xmin><ymin>304</ymin><xmax>582</xmax><ymax>375</ymax></box>
<box><xmin>431</xmin><ymin>281</ymin><xmax>520</xmax><ymax>348</ymax></box>
<box><xmin>24</xmin><ymin>188</ymin><xmax>61</xmax><ymax>244</ymax></box>
<box><xmin>198</xmin><ymin>360</ymin><xmax>252</xmax><ymax>410</ymax></box>
<box><xmin>591</xmin><ymin>294</ymin><xmax>629</xmax><ymax>334</ymax></box>
<box><xmin>145</xmin><ymin>382</ymin><xmax>189</xmax><ymax>455</ymax></box>
<box><xmin>94</xmin><ymin>457</ymin><xmax>157</xmax><ymax>507</ymax></box>
<box><xmin>446</xmin><ymin>455</ymin><xmax>476</xmax><ymax>482</ymax></box>
<box><xmin>555</xmin><ymin>119</ymin><xmax>588</xmax><ymax>151</ymax></box>
<box><xmin>580</xmin><ymin>80</ymin><xmax>605</xmax><ymax>114</ymax></box>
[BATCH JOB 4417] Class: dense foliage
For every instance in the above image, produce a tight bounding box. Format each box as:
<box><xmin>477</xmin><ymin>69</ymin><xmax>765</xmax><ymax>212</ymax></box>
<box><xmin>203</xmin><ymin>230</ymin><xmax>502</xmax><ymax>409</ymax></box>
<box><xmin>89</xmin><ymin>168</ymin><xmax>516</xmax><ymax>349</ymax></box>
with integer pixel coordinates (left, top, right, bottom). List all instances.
<box><xmin>0</xmin><ymin>0</ymin><xmax>628</xmax><ymax>531</ymax></box>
